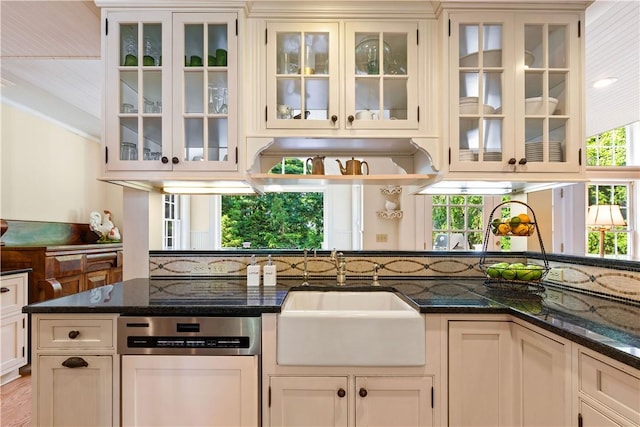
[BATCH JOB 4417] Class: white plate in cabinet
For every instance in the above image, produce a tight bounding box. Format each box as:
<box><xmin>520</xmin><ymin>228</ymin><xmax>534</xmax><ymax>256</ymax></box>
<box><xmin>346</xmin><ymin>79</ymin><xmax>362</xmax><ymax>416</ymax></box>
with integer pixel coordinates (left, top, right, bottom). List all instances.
<box><xmin>37</xmin><ymin>317</ymin><xmax>115</xmax><ymax>351</ymax></box>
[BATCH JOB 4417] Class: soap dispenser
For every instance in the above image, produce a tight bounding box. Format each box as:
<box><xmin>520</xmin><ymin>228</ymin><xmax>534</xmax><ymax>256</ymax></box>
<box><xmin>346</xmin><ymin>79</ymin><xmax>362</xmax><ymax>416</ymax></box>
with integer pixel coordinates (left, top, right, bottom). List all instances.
<box><xmin>263</xmin><ymin>255</ymin><xmax>277</xmax><ymax>286</ymax></box>
<box><xmin>247</xmin><ymin>255</ymin><xmax>260</xmax><ymax>287</ymax></box>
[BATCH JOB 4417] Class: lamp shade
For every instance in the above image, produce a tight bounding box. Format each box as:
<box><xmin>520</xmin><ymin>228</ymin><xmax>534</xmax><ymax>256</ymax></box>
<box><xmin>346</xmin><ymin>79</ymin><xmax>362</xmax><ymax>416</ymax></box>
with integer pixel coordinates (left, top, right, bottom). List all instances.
<box><xmin>586</xmin><ymin>205</ymin><xmax>627</xmax><ymax>227</ymax></box>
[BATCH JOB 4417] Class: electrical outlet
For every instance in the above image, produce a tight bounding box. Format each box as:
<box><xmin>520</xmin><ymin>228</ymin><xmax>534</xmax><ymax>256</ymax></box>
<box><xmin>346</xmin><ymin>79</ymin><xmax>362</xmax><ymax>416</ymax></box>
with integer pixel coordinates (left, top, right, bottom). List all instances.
<box><xmin>546</xmin><ymin>268</ymin><xmax>563</xmax><ymax>283</ymax></box>
<box><xmin>192</xmin><ymin>263</ymin><xmax>210</xmax><ymax>275</ymax></box>
<box><xmin>210</xmin><ymin>262</ymin><xmax>228</xmax><ymax>274</ymax></box>
<box><xmin>546</xmin><ymin>288</ymin><xmax>563</xmax><ymax>304</ymax></box>
<box><xmin>376</xmin><ymin>234</ymin><xmax>388</xmax><ymax>243</ymax></box>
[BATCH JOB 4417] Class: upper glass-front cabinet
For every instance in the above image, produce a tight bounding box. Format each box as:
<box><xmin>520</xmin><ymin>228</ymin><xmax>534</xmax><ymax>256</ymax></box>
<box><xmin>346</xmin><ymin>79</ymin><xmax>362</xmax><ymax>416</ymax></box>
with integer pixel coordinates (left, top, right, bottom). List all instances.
<box><xmin>449</xmin><ymin>12</ymin><xmax>581</xmax><ymax>173</ymax></box>
<box><xmin>266</xmin><ymin>23</ymin><xmax>339</xmax><ymax>129</ymax></box>
<box><xmin>104</xmin><ymin>11</ymin><xmax>237</xmax><ymax>172</ymax></box>
<box><xmin>265</xmin><ymin>21</ymin><xmax>419</xmax><ymax>131</ymax></box>
<box><xmin>345</xmin><ymin>22</ymin><xmax>419</xmax><ymax>130</ymax></box>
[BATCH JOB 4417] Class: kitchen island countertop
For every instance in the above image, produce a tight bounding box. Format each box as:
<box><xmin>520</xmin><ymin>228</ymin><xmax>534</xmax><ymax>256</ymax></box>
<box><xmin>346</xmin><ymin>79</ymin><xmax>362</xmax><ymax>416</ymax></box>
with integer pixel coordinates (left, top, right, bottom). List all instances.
<box><xmin>23</xmin><ymin>277</ymin><xmax>640</xmax><ymax>369</ymax></box>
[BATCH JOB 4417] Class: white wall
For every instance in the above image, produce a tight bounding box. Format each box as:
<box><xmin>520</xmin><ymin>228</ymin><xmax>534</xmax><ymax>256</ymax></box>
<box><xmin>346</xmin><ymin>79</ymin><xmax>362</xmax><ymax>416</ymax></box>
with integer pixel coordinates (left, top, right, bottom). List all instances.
<box><xmin>0</xmin><ymin>102</ymin><xmax>122</xmax><ymax>225</ymax></box>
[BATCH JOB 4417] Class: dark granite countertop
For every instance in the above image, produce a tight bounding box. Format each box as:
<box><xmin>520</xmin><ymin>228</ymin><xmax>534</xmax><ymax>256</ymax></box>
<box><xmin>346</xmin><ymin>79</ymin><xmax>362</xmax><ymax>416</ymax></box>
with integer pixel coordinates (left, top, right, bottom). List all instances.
<box><xmin>23</xmin><ymin>277</ymin><xmax>640</xmax><ymax>369</ymax></box>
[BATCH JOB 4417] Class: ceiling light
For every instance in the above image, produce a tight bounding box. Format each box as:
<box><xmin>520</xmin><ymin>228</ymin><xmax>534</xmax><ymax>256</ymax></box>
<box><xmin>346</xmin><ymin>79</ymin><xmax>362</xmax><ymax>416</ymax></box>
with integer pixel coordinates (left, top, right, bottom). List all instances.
<box><xmin>592</xmin><ymin>77</ymin><xmax>618</xmax><ymax>88</ymax></box>
<box><xmin>163</xmin><ymin>182</ymin><xmax>257</xmax><ymax>195</ymax></box>
<box><xmin>416</xmin><ymin>181</ymin><xmax>516</xmax><ymax>195</ymax></box>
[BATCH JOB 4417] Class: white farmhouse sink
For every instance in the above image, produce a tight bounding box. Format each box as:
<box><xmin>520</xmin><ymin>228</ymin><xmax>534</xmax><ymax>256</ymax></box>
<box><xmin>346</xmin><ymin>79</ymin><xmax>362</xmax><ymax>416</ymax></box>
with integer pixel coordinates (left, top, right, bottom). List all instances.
<box><xmin>277</xmin><ymin>291</ymin><xmax>425</xmax><ymax>366</ymax></box>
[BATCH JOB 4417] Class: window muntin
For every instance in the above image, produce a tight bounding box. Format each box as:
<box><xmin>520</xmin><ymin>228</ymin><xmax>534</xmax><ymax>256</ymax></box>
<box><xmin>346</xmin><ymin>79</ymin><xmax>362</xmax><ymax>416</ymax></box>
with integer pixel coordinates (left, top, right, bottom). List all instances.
<box><xmin>432</xmin><ymin>195</ymin><xmax>484</xmax><ymax>250</ymax></box>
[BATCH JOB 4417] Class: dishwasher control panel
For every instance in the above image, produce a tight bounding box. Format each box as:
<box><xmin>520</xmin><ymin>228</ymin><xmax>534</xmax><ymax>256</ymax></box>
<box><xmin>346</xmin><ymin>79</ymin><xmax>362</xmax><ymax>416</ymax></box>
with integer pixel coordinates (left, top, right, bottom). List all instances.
<box><xmin>127</xmin><ymin>336</ymin><xmax>250</xmax><ymax>349</ymax></box>
<box><xmin>118</xmin><ymin>316</ymin><xmax>260</xmax><ymax>355</ymax></box>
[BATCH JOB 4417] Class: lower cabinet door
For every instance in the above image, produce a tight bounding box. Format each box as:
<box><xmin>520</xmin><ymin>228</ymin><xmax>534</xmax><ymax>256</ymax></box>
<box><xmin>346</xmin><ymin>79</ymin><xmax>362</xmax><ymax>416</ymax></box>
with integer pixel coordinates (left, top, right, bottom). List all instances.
<box><xmin>269</xmin><ymin>376</ymin><xmax>348</xmax><ymax>427</ymax></box>
<box><xmin>122</xmin><ymin>355</ymin><xmax>258</xmax><ymax>427</ymax></box>
<box><xmin>513</xmin><ymin>325</ymin><xmax>571</xmax><ymax>427</ymax></box>
<box><xmin>579</xmin><ymin>399</ymin><xmax>628</xmax><ymax>427</ymax></box>
<box><xmin>448</xmin><ymin>321</ymin><xmax>514</xmax><ymax>427</ymax></box>
<box><xmin>355</xmin><ymin>376</ymin><xmax>433</xmax><ymax>427</ymax></box>
<box><xmin>37</xmin><ymin>354</ymin><xmax>113</xmax><ymax>426</ymax></box>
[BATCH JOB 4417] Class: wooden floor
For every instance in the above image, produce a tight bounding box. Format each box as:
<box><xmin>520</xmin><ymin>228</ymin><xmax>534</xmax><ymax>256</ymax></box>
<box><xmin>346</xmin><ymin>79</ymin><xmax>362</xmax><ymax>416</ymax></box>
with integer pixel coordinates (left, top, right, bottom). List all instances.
<box><xmin>0</xmin><ymin>366</ymin><xmax>31</xmax><ymax>427</ymax></box>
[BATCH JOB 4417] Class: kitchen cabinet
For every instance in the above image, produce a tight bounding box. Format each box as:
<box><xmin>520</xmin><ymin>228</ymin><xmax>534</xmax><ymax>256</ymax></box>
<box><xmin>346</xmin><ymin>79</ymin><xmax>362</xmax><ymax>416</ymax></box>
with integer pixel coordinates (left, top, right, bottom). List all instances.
<box><xmin>103</xmin><ymin>10</ymin><xmax>238</xmax><ymax>173</ymax></box>
<box><xmin>0</xmin><ymin>244</ymin><xmax>123</xmax><ymax>303</ymax></box>
<box><xmin>122</xmin><ymin>355</ymin><xmax>258</xmax><ymax>426</ymax></box>
<box><xmin>269</xmin><ymin>376</ymin><xmax>348</xmax><ymax>426</ymax></box>
<box><xmin>448</xmin><ymin>321</ymin><xmax>515</xmax><ymax>426</ymax></box>
<box><xmin>0</xmin><ymin>271</ymin><xmax>28</xmax><ymax>385</ymax></box>
<box><xmin>265</xmin><ymin>20</ymin><xmax>419</xmax><ymax>132</ymax></box>
<box><xmin>513</xmin><ymin>323</ymin><xmax>572</xmax><ymax>427</ymax></box>
<box><xmin>31</xmin><ymin>314</ymin><xmax>118</xmax><ymax>427</ymax></box>
<box><xmin>268</xmin><ymin>375</ymin><xmax>432</xmax><ymax>427</ymax></box>
<box><xmin>448</xmin><ymin>319</ymin><xmax>571</xmax><ymax>427</ymax></box>
<box><xmin>576</xmin><ymin>347</ymin><xmax>640</xmax><ymax>426</ymax></box>
<box><xmin>445</xmin><ymin>8</ymin><xmax>584</xmax><ymax>177</ymax></box>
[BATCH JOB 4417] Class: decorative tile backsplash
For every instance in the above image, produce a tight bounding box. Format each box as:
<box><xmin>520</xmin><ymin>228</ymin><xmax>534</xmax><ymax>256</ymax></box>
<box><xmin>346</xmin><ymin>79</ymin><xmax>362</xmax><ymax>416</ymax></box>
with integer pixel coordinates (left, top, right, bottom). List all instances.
<box><xmin>149</xmin><ymin>252</ymin><xmax>640</xmax><ymax>304</ymax></box>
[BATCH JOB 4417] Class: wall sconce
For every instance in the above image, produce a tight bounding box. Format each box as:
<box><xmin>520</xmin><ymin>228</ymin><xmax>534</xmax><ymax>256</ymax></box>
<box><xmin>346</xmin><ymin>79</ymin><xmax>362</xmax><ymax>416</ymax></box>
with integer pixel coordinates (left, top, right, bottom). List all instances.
<box><xmin>586</xmin><ymin>204</ymin><xmax>626</xmax><ymax>257</ymax></box>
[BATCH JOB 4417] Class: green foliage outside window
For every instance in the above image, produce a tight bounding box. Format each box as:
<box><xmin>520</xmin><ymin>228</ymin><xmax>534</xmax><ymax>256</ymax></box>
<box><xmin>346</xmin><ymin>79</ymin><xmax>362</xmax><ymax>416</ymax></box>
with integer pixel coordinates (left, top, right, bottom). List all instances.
<box><xmin>432</xmin><ymin>195</ymin><xmax>484</xmax><ymax>249</ymax></box>
<box><xmin>221</xmin><ymin>158</ymin><xmax>324</xmax><ymax>249</ymax></box>
<box><xmin>586</xmin><ymin>127</ymin><xmax>627</xmax><ymax>166</ymax></box>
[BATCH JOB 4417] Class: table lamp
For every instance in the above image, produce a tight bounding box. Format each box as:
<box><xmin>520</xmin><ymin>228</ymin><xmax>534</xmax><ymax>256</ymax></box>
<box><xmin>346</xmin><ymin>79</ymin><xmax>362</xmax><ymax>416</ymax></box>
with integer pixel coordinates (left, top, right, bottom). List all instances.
<box><xmin>586</xmin><ymin>205</ymin><xmax>626</xmax><ymax>257</ymax></box>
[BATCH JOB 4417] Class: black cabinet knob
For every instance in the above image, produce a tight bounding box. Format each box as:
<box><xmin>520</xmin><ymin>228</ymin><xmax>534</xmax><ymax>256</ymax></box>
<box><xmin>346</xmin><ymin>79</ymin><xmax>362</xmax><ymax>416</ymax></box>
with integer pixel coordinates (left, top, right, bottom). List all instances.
<box><xmin>68</xmin><ymin>330</ymin><xmax>80</xmax><ymax>339</ymax></box>
<box><xmin>348</xmin><ymin>115</ymin><xmax>355</xmax><ymax>124</ymax></box>
<box><xmin>161</xmin><ymin>156</ymin><xmax>169</xmax><ymax>164</ymax></box>
<box><xmin>518</xmin><ymin>158</ymin><xmax>527</xmax><ymax>165</ymax></box>
<box><xmin>172</xmin><ymin>157</ymin><xmax>179</xmax><ymax>164</ymax></box>
<box><xmin>337</xmin><ymin>388</ymin><xmax>346</xmax><ymax>398</ymax></box>
<box><xmin>331</xmin><ymin>115</ymin><xmax>338</xmax><ymax>124</ymax></box>
<box><xmin>359</xmin><ymin>388</ymin><xmax>368</xmax><ymax>398</ymax></box>
<box><xmin>508</xmin><ymin>158</ymin><xmax>517</xmax><ymax>165</ymax></box>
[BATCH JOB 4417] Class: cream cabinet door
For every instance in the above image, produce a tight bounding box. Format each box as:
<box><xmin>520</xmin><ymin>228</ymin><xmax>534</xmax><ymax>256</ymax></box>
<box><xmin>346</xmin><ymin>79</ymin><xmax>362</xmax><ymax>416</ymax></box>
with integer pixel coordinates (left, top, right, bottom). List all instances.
<box><xmin>122</xmin><ymin>355</ymin><xmax>258</xmax><ymax>427</ymax></box>
<box><xmin>269</xmin><ymin>376</ymin><xmax>348</xmax><ymax>427</ymax></box>
<box><xmin>579</xmin><ymin>399</ymin><xmax>629</xmax><ymax>427</ymax></box>
<box><xmin>36</xmin><ymin>355</ymin><xmax>113</xmax><ymax>427</ymax></box>
<box><xmin>355</xmin><ymin>376</ymin><xmax>433</xmax><ymax>427</ymax></box>
<box><xmin>448</xmin><ymin>321</ymin><xmax>515</xmax><ymax>427</ymax></box>
<box><xmin>513</xmin><ymin>324</ymin><xmax>571</xmax><ymax>427</ymax></box>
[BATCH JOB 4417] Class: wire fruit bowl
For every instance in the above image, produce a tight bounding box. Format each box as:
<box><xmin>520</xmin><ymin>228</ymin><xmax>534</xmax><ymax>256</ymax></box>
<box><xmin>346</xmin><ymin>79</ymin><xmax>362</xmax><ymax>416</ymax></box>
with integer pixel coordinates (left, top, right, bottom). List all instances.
<box><xmin>479</xmin><ymin>201</ymin><xmax>550</xmax><ymax>293</ymax></box>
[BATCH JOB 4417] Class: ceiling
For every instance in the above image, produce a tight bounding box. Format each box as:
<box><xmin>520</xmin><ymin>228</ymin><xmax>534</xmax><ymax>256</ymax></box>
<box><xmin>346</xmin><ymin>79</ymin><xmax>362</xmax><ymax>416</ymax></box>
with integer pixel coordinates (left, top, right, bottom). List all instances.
<box><xmin>0</xmin><ymin>1</ymin><xmax>637</xmax><ymax>140</ymax></box>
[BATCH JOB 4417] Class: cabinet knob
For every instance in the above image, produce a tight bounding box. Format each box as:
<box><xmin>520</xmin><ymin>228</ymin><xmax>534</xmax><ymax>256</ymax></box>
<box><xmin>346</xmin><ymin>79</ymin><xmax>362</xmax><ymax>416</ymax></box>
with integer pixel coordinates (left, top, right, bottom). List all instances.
<box><xmin>62</xmin><ymin>357</ymin><xmax>89</xmax><ymax>369</ymax></box>
<box><xmin>172</xmin><ymin>157</ymin><xmax>179</xmax><ymax>164</ymax></box>
<box><xmin>0</xmin><ymin>287</ymin><xmax>10</xmax><ymax>293</ymax></box>
<box><xmin>348</xmin><ymin>115</ymin><xmax>355</xmax><ymax>124</ymax></box>
<box><xmin>359</xmin><ymin>387</ymin><xmax>368</xmax><ymax>398</ymax></box>
<box><xmin>331</xmin><ymin>115</ymin><xmax>338</xmax><ymax>124</ymax></box>
<box><xmin>337</xmin><ymin>388</ymin><xmax>346</xmax><ymax>398</ymax></box>
<box><xmin>508</xmin><ymin>158</ymin><xmax>517</xmax><ymax>165</ymax></box>
<box><xmin>68</xmin><ymin>330</ymin><xmax>80</xmax><ymax>339</ymax></box>
<box><xmin>161</xmin><ymin>156</ymin><xmax>169</xmax><ymax>164</ymax></box>
<box><xmin>518</xmin><ymin>158</ymin><xmax>527</xmax><ymax>165</ymax></box>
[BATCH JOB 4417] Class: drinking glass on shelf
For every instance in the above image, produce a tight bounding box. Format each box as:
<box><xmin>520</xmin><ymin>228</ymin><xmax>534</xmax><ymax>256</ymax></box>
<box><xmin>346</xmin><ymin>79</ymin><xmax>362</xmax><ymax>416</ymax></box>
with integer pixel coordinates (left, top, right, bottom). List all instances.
<box><xmin>208</xmin><ymin>87</ymin><xmax>228</xmax><ymax>114</ymax></box>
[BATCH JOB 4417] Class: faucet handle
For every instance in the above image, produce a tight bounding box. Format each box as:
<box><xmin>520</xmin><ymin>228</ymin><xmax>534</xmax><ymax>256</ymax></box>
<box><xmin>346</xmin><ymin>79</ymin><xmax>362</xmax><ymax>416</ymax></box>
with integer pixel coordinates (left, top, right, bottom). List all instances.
<box><xmin>372</xmin><ymin>263</ymin><xmax>380</xmax><ymax>287</ymax></box>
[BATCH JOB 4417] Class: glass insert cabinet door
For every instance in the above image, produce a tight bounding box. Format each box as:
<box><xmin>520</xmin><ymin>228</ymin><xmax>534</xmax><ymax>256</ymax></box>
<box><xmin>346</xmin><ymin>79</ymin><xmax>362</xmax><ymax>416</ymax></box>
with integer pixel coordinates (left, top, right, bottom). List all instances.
<box><xmin>450</xmin><ymin>16</ymin><xmax>511</xmax><ymax>171</ymax></box>
<box><xmin>345</xmin><ymin>21</ymin><xmax>418</xmax><ymax>130</ymax></box>
<box><xmin>266</xmin><ymin>22</ymin><xmax>339</xmax><ymax>129</ymax></box>
<box><xmin>517</xmin><ymin>14</ymin><xmax>580</xmax><ymax>172</ymax></box>
<box><xmin>106</xmin><ymin>11</ymin><xmax>172</xmax><ymax>171</ymax></box>
<box><xmin>173</xmin><ymin>13</ymin><xmax>237</xmax><ymax>171</ymax></box>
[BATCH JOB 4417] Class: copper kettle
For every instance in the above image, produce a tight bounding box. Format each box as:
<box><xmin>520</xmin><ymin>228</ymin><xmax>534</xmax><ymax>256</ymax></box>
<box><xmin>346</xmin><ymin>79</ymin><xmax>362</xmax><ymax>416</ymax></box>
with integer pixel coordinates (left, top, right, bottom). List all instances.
<box><xmin>336</xmin><ymin>157</ymin><xmax>369</xmax><ymax>175</ymax></box>
<box><xmin>306</xmin><ymin>156</ymin><xmax>325</xmax><ymax>175</ymax></box>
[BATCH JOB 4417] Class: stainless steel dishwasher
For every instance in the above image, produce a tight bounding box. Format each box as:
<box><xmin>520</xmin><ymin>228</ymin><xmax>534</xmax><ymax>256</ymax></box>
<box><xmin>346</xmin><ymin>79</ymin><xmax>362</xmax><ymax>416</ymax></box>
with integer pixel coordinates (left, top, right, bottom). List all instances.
<box><xmin>118</xmin><ymin>316</ymin><xmax>260</xmax><ymax>427</ymax></box>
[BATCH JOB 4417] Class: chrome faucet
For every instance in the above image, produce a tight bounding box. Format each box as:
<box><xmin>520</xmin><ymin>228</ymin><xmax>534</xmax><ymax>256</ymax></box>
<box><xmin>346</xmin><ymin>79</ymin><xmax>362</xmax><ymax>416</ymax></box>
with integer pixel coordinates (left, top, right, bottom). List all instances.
<box><xmin>331</xmin><ymin>249</ymin><xmax>346</xmax><ymax>285</ymax></box>
<box><xmin>302</xmin><ymin>248</ymin><xmax>310</xmax><ymax>286</ymax></box>
<box><xmin>372</xmin><ymin>263</ymin><xmax>380</xmax><ymax>286</ymax></box>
